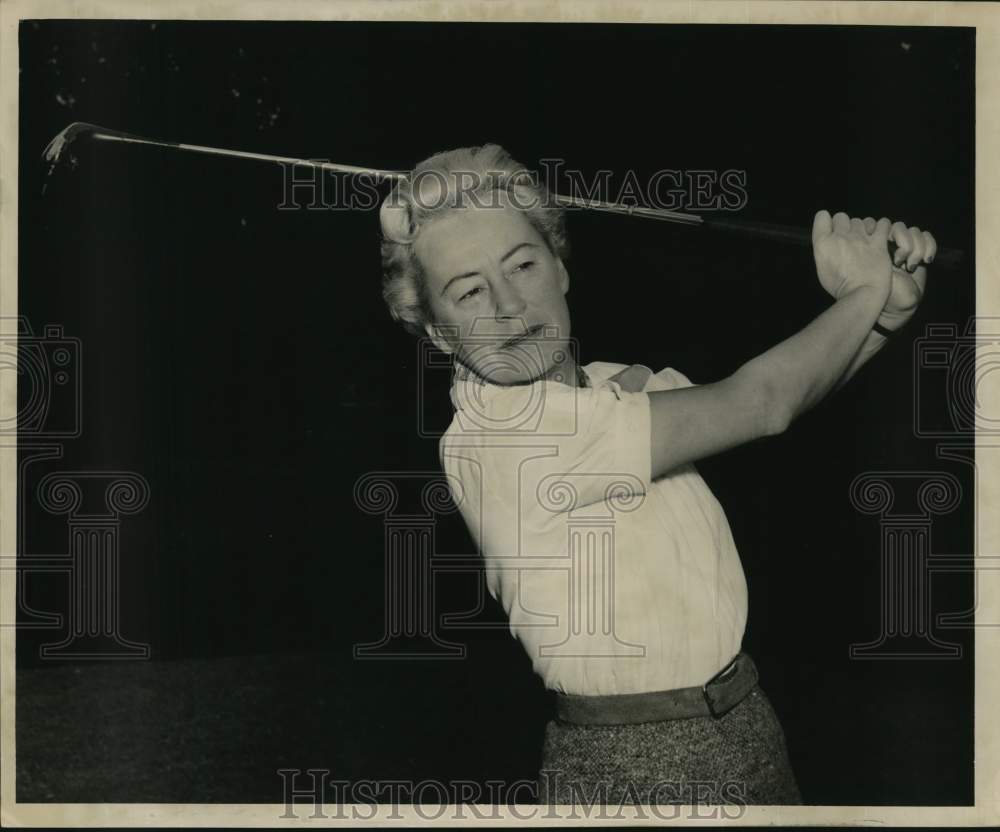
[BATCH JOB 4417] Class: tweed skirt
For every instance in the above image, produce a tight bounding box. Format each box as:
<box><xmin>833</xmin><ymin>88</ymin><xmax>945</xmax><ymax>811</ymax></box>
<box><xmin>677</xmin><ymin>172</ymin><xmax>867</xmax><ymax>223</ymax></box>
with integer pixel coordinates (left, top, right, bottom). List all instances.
<box><xmin>537</xmin><ymin>684</ymin><xmax>802</xmax><ymax>806</ymax></box>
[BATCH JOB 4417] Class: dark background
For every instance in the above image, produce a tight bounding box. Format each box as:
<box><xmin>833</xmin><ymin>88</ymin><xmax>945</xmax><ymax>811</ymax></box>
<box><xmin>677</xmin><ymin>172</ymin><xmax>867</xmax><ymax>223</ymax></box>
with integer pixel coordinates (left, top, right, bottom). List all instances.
<box><xmin>16</xmin><ymin>20</ymin><xmax>975</xmax><ymax>805</ymax></box>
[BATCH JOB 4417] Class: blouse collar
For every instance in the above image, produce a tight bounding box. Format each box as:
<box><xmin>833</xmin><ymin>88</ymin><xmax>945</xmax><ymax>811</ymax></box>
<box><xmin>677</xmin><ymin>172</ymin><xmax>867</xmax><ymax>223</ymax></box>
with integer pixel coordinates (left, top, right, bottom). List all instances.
<box><xmin>448</xmin><ymin>360</ymin><xmax>591</xmax><ymax>411</ymax></box>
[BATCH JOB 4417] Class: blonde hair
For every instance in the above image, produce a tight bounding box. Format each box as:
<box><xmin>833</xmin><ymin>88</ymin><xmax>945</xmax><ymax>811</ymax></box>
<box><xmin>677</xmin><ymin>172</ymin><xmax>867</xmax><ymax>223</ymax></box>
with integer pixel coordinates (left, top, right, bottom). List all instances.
<box><xmin>379</xmin><ymin>145</ymin><xmax>569</xmax><ymax>336</ymax></box>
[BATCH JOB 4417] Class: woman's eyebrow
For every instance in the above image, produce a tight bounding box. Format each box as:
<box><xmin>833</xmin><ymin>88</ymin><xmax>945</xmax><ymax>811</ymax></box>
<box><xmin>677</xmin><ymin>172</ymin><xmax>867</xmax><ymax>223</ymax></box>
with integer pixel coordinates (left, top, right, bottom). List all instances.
<box><xmin>500</xmin><ymin>241</ymin><xmax>539</xmax><ymax>262</ymax></box>
<box><xmin>440</xmin><ymin>271</ymin><xmax>479</xmax><ymax>296</ymax></box>
<box><xmin>440</xmin><ymin>242</ymin><xmax>540</xmax><ymax>296</ymax></box>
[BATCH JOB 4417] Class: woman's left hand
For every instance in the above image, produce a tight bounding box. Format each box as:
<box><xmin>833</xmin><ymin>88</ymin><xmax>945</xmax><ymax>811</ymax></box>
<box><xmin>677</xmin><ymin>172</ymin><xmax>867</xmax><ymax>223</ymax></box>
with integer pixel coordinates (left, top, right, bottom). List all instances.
<box><xmin>865</xmin><ymin>218</ymin><xmax>937</xmax><ymax>333</ymax></box>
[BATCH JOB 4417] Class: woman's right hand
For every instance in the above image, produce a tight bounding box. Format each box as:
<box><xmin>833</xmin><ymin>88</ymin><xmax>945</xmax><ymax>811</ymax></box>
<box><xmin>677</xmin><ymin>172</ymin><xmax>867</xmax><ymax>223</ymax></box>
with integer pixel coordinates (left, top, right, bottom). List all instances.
<box><xmin>812</xmin><ymin>210</ymin><xmax>893</xmax><ymax>301</ymax></box>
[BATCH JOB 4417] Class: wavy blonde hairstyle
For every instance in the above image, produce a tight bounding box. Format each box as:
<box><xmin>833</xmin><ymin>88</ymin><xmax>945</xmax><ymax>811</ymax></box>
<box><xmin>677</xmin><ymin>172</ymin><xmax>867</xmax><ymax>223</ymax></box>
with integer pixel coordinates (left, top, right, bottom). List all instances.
<box><xmin>379</xmin><ymin>145</ymin><xmax>569</xmax><ymax>336</ymax></box>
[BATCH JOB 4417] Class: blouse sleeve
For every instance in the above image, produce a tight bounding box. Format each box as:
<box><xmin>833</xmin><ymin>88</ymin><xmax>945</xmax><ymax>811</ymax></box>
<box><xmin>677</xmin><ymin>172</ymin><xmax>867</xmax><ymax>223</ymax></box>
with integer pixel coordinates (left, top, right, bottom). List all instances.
<box><xmin>652</xmin><ymin>366</ymin><xmax>695</xmax><ymax>391</ymax></box>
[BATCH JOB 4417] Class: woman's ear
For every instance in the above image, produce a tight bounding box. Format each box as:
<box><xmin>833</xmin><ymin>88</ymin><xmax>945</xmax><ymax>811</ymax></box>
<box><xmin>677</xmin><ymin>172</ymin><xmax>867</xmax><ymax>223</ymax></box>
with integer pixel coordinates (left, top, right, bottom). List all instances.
<box><xmin>423</xmin><ymin>321</ymin><xmax>455</xmax><ymax>355</ymax></box>
<box><xmin>556</xmin><ymin>259</ymin><xmax>570</xmax><ymax>295</ymax></box>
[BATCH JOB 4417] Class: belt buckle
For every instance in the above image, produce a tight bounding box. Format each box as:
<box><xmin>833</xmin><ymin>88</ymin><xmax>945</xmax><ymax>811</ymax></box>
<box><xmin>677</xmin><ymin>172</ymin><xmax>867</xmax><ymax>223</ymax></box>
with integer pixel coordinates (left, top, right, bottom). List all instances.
<box><xmin>702</xmin><ymin>657</ymin><xmax>739</xmax><ymax>719</ymax></box>
<box><xmin>701</xmin><ymin>681</ymin><xmax>723</xmax><ymax>719</ymax></box>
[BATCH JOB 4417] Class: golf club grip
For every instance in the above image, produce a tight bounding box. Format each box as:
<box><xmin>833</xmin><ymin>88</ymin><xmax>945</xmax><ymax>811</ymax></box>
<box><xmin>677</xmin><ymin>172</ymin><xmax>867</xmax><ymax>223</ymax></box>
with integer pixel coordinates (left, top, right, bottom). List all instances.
<box><xmin>704</xmin><ymin>216</ymin><xmax>963</xmax><ymax>271</ymax></box>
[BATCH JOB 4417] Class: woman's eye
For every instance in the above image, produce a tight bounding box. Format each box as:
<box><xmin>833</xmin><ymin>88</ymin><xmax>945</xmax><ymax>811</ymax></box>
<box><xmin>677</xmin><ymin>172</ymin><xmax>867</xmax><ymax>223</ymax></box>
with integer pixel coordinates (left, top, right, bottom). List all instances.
<box><xmin>459</xmin><ymin>287</ymin><xmax>483</xmax><ymax>302</ymax></box>
<box><xmin>512</xmin><ymin>260</ymin><xmax>535</xmax><ymax>274</ymax></box>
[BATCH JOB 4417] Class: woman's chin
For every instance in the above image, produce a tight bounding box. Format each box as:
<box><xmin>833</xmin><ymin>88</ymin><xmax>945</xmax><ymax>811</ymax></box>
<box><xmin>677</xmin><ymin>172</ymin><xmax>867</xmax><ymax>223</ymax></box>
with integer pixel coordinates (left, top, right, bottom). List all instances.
<box><xmin>467</xmin><ymin>349</ymin><xmax>551</xmax><ymax>386</ymax></box>
<box><xmin>482</xmin><ymin>366</ymin><xmax>536</xmax><ymax>386</ymax></box>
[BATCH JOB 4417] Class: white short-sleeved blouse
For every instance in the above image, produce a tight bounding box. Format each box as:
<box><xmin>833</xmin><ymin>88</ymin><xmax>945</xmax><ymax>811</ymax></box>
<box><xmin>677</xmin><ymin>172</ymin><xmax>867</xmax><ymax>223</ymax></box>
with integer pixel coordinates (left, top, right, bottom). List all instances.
<box><xmin>440</xmin><ymin>360</ymin><xmax>748</xmax><ymax>695</ymax></box>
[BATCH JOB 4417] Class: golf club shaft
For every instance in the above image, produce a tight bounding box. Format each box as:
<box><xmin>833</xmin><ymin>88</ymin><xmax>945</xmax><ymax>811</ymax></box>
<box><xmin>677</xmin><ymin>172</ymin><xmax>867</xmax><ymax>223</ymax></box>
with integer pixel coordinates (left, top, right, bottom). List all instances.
<box><xmin>43</xmin><ymin>122</ymin><xmax>964</xmax><ymax>269</ymax></box>
<box><xmin>704</xmin><ymin>216</ymin><xmax>963</xmax><ymax>271</ymax></box>
<box><xmin>94</xmin><ymin>130</ymin><xmax>409</xmax><ymax>181</ymax></box>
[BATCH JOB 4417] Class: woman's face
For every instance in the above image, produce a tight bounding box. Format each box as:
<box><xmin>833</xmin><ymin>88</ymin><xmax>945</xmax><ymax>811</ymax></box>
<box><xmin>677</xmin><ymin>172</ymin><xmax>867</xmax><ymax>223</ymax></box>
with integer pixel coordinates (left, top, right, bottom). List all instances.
<box><xmin>415</xmin><ymin>198</ymin><xmax>574</xmax><ymax>386</ymax></box>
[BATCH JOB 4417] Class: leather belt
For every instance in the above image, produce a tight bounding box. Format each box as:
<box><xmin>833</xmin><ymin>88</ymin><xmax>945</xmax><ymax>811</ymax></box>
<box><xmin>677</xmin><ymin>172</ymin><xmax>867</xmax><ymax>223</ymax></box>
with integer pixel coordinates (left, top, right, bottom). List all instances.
<box><xmin>553</xmin><ymin>653</ymin><xmax>759</xmax><ymax>726</ymax></box>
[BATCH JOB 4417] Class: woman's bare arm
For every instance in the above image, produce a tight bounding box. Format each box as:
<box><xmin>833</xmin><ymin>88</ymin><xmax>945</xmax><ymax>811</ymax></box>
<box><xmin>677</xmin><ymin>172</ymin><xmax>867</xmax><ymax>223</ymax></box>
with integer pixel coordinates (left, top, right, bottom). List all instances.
<box><xmin>648</xmin><ymin>211</ymin><xmax>893</xmax><ymax>480</ymax></box>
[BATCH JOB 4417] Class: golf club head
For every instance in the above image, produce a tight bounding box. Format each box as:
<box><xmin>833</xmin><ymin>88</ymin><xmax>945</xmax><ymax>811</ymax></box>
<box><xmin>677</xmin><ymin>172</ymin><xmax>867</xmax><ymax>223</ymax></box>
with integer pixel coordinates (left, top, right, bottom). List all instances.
<box><xmin>40</xmin><ymin>122</ymin><xmax>113</xmax><ymax>196</ymax></box>
<box><xmin>41</xmin><ymin>121</ymin><xmax>108</xmax><ymax>164</ymax></box>
<box><xmin>41</xmin><ymin>122</ymin><xmax>153</xmax><ymax>196</ymax></box>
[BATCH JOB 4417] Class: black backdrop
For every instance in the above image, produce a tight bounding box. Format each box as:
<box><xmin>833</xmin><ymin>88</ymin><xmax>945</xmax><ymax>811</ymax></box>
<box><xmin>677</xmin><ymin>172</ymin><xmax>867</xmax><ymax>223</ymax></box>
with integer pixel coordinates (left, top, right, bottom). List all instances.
<box><xmin>17</xmin><ymin>20</ymin><xmax>975</xmax><ymax>805</ymax></box>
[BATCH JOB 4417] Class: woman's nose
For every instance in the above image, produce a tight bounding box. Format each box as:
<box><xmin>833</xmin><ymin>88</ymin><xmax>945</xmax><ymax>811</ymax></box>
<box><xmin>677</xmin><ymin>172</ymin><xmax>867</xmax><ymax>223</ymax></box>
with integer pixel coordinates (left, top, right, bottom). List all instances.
<box><xmin>493</xmin><ymin>280</ymin><xmax>527</xmax><ymax>320</ymax></box>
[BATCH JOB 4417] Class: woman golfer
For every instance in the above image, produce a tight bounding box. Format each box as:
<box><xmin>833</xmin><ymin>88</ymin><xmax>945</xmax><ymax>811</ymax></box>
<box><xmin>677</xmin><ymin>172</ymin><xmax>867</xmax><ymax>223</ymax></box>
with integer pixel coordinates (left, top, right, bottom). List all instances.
<box><xmin>378</xmin><ymin>145</ymin><xmax>935</xmax><ymax>806</ymax></box>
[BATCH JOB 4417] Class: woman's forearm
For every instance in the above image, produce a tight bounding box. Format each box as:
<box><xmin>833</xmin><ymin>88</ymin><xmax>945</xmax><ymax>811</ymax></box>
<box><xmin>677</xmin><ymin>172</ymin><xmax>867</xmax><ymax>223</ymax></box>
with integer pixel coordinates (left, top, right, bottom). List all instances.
<box><xmin>645</xmin><ymin>212</ymin><xmax>902</xmax><ymax>476</ymax></box>
<box><xmin>835</xmin><ymin>329</ymin><xmax>890</xmax><ymax>391</ymax></box>
<box><xmin>739</xmin><ymin>285</ymin><xmax>889</xmax><ymax>432</ymax></box>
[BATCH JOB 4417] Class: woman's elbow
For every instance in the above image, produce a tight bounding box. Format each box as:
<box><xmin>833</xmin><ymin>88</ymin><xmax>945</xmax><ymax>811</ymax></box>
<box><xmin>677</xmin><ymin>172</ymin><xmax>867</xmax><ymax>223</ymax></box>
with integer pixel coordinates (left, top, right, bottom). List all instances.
<box><xmin>762</xmin><ymin>395</ymin><xmax>791</xmax><ymax>436</ymax></box>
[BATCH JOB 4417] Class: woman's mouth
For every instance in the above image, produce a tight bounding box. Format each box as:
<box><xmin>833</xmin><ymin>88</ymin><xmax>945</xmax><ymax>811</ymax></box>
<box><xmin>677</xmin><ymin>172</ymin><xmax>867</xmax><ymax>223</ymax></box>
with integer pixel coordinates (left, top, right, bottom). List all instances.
<box><xmin>500</xmin><ymin>324</ymin><xmax>545</xmax><ymax>349</ymax></box>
